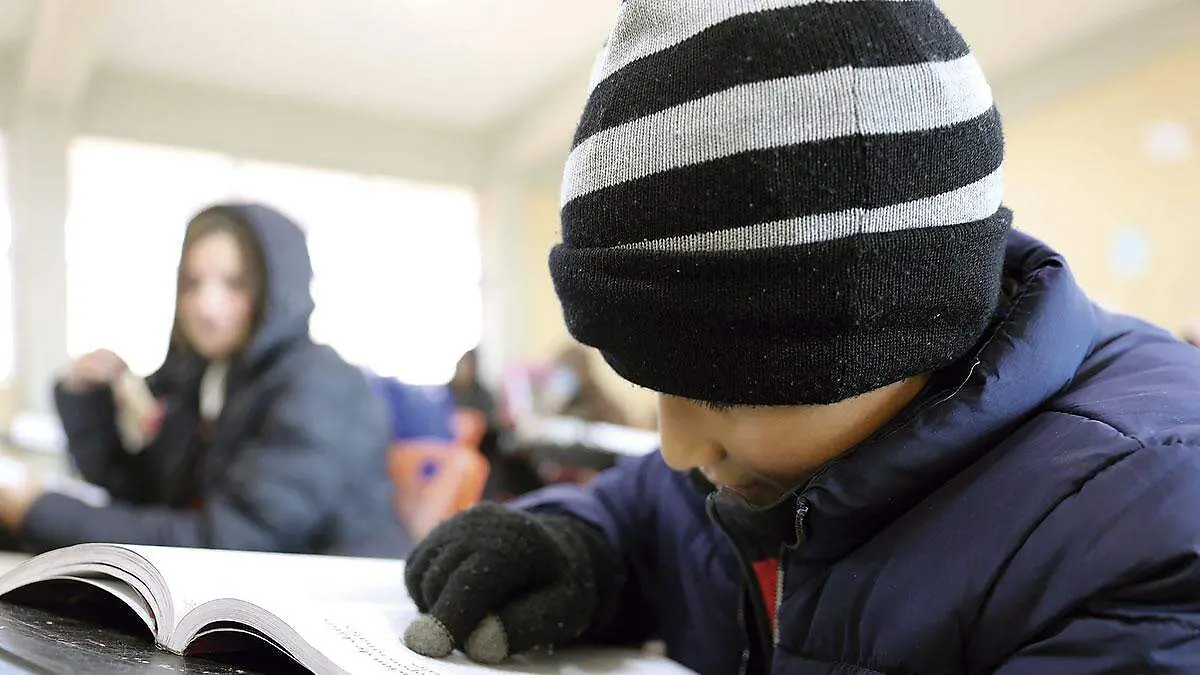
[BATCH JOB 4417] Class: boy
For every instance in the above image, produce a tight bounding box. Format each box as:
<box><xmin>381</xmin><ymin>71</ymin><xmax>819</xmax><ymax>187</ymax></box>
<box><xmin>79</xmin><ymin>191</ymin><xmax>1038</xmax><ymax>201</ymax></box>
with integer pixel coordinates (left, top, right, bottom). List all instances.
<box><xmin>402</xmin><ymin>2</ymin><xmax>1200</xmax><ymax>673</ymax></box>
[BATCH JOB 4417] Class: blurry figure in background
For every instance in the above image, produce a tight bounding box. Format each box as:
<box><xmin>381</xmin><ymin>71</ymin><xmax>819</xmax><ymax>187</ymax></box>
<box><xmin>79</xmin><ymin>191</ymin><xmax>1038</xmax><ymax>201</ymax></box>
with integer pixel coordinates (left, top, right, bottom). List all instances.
<box><xmin>520</xmin><ymin>344</ymin><xmax>630</xmax><ymax>487</ymax></box>
<box><xmin>0</xmin><ymin>204</ymin><xmax>407</xmax><ymax>557</ymax></box>
<box><xmin>370</xmin><ymin>375</ymin><xmax>457</xmax><ymax>445</ymax></box>
<box><xmin>448</xmin><ymin>349</ymin><xmax>539</xmax><ymax>500</ymax></box>
<box><xmin>368</xmin><ymin>374</ymin><xmax>489</xmax><ymax>543</ymax></box>
<box><xmin>538</xmin><ymin>344</ymin><xmax>626</xmax><ymax>426</ymax></box>
<box><xmin>449</xmin><ymin>349</ymin><xmax>497</xmax><ymax>427</ymax></box>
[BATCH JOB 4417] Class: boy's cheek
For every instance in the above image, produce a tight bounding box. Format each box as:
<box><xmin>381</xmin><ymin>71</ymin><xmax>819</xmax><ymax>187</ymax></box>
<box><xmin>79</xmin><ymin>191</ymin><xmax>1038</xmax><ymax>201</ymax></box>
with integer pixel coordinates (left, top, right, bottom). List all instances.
<box><xmin>658</xmin><ymin>439</ymin><xmax>700</xmax><ymax>472</ymax></box>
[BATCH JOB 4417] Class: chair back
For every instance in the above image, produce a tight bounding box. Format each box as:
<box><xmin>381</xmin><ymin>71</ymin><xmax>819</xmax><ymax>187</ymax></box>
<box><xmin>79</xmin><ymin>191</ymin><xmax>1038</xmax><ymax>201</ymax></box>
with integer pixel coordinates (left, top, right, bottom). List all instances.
<box><xmin>388</xmin><ymin>440</ymin><xmax>489</xmax><ymax>541</ymax></box>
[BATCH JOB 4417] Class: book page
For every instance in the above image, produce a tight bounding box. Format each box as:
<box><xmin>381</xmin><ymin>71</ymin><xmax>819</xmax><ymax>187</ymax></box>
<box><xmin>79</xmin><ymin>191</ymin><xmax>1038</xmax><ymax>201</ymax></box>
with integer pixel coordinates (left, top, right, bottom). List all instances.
<box><xmin>62</xmin><ymin>574</ymin><xmax>156</xmax><ymax>630</ymax></box>
<box><xmin>97</xmin><ymin>547</ymin><xmax>695</xmax><ymax>674</ymax></box>
<box><xmin>0</xmin><ymin>545</ymin><xmax>168</xmax><ymax>638</ymax></box>
<box><xmin>236</xmin><ymin>598</ymin><xmax>697</xmax><ymax>675</ymax></box>
<box><xmin>121</xmin><ymin>546</ymin><xmax>407</xmax><ymax>627</ymax></box>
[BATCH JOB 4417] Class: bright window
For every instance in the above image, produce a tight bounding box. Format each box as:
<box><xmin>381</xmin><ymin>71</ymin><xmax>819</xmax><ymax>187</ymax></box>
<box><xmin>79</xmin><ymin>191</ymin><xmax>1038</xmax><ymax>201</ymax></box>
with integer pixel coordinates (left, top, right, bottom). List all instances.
<box><xmin>227</xmin><ymin>161</ymin><xmax>482</xmax><ymax>383</ymax></box>
<box><xmin>66</xmin><ymin>137</ymin><xmax>481</xmax><ymax>384</ymax></box>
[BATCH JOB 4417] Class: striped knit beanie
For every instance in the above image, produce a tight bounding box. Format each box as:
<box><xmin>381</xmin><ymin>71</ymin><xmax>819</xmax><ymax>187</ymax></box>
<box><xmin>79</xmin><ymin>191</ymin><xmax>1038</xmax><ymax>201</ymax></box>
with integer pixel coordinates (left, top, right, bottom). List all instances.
<box><xmin>550</xmin><ymin>0</ymin><xmax>1011</xmax><ymax>406</ymax></box>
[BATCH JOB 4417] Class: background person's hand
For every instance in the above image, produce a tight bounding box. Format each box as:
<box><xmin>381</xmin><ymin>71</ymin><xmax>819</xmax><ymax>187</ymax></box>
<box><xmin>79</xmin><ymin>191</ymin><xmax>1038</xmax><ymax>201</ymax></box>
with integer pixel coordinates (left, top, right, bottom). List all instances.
<box><xmin>62</xmin><ymin>349</ymin><xmax>127</xmax><ymax>392</ymax></box>
<box><xmin>402</xmin><ymin>503</ymin><xmax>616</xmax><ymax>664</ymax></box>
<box><xmin>0</xmin><ymin>457</ymin><xmax>44</xmax><ymax>531</ymax></box>
<box><xmin>112</xmin><ymin>371</ymin><xmax>164</xmax><ymax>453</ymax></box>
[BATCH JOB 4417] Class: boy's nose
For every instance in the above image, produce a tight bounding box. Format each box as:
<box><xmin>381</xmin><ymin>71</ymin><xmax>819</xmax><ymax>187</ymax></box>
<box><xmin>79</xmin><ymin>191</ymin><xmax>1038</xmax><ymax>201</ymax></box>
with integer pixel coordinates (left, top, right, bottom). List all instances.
<box><xmin>660</xmin><ymin>437</ymin><xmax>725</xmax><ymax>473</ymax></box>
<box><xmin>657</xmin><ymin>391</ymin><xmax>729</xmax><ymax>470</ymax></box>
<box><xmin>657</xmin><ymin>403</ymin><xmax>725</xmax><ymax>472</ymax></box>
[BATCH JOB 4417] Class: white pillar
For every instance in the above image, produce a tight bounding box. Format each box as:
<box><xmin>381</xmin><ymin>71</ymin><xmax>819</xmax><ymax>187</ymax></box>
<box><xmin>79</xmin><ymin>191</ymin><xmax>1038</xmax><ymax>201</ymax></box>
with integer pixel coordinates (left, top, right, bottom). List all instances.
<box><xmin>7</xmin><ymin>104</ymin><xmax>71</xmax><ymax>416</ymax></box>
<box><xmin>475</xmin><ymin>177</ymin><xmax>530</xmax><ymax>387</ymax></box>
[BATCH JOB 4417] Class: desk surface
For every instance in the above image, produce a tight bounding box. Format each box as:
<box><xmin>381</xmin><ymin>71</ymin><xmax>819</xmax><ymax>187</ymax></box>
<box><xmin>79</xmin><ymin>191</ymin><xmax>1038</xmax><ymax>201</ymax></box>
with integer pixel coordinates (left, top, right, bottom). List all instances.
<box><xmin>0</xmin><ymin>445</ymin><xmax>68</xmax><ymax>486</ymax></box>
<box><xmin>0</xmin><ymin>601</ymin><xmax>310</xmax><ymax>675</ymax></box>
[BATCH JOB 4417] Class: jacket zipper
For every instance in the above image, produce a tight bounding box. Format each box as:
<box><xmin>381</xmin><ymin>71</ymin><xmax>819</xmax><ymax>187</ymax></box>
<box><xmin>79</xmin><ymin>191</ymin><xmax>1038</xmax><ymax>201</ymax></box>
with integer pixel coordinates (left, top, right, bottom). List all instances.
<box><xmin>735</xmin><ymin>576</ymin><xmax>751</xmax><ymax>675</ymax></box>
<box><xmin>706</xmin><ymin>493</ymin><xmax>776</xmax><ymax>675</ymax></box>
<box><xmin>777</xmin><ymin>498</ymin><xmax>810</xmax><ymax>644</ymax></box>
<box><xmin>772</xmin><ymin>551</ymin><xmax>786</xmax><ymax>646</ymax></box>
<box><xmin>793</xmin><ymin>497</ymin><xmax>810</xmax><ymax>547</ymax></box>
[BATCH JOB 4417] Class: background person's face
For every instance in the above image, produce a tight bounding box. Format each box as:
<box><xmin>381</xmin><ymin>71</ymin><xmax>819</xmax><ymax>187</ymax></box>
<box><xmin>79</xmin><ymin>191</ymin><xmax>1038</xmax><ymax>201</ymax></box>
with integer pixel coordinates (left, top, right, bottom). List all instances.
<box><xmin>454</xmin><ymin>353</ymin><xmax>477</xmax><ymax>385</ymax></box>
<box><xmin>177</xmin><ymin>231</ymin><xmax>257</xmax><ymax>361</ymax></box>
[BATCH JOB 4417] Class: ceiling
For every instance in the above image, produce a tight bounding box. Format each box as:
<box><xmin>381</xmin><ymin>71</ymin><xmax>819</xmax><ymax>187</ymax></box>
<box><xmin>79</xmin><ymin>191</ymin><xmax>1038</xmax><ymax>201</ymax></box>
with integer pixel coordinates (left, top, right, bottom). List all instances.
<box><xmin>0</xmin><ymin>0</ymin><xmax>1189</xmax><ymax>134</ymax></box>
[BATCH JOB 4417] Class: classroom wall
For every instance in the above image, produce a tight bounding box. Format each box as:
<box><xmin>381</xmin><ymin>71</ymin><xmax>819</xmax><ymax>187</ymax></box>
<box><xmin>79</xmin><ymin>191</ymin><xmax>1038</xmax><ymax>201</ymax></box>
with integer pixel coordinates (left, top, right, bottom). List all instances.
<box><xmin>1003</xmin><ymin>44</ymin><xmax>1200</xmax><ymax>331</ymax></box>
<box><xmin>0</xmin><ymin>387</ymin><xmax>11</xmax><ymax>428</ymax></box>
<box><xmin>80</xmin><ymin>70</ymin><xmax>488</xmax><ymax>186</ymax></box>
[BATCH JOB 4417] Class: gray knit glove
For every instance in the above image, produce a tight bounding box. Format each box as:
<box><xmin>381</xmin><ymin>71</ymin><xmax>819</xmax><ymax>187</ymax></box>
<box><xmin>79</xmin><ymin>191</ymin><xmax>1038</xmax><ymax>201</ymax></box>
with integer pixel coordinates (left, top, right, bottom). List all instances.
<box><xmin>402</xmin><ymin>503</ymin><xmax>618</xmax><ymax>663</ymax></box>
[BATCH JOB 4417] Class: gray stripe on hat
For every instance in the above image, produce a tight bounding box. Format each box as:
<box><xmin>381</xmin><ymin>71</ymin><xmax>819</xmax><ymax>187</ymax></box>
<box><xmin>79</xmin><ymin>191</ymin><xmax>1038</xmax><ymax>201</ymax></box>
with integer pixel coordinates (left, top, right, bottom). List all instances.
<box><xmin>614</xmin><ymin>165</ymin><xmax>1004</xmax><ymax>252</ymax></box>
<box><xmin>563</xmin><ymin>54</ymin><xmax>993</xmax><ymax>206</ymax></box>
<box><xmin>599</xmin><ymin>0</ymin><xmax>912</xmax><ymax>86</ymax></box>
<box><xmin>584</xmin><ymin>39</ymin><xmax>612</xmax><ymax>94</ymax></box>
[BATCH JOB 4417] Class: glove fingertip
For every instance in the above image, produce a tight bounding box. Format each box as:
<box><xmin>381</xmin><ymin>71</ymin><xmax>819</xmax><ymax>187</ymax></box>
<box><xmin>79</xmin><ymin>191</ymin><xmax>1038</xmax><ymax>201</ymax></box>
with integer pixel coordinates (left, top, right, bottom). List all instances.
<box><xmin>404</xmin><ymin>614</ymin><xmax>454</xmax><ymax>658</ymax></box>
<box><xmin>464</xmin><ymin>614</ymin><xmax>509</xmax><ymax>664</ymax></box>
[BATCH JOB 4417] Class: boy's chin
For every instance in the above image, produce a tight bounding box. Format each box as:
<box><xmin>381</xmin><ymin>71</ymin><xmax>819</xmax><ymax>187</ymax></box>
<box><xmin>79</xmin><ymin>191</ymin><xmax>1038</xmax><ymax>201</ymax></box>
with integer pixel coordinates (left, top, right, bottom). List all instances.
<box><xmin>721</xmin><ymin>484</ymin><xmax>789</xmax><ymax>509</ymax></box>
<box><xmin>688</xmin><ymin>470</ymin><xmax>786</xmax><ymax>508</ymax></box>
<box><xmin>718</xmin><ymin>482</ymin><xmax>780</xmax><ymax>507</ymax></box>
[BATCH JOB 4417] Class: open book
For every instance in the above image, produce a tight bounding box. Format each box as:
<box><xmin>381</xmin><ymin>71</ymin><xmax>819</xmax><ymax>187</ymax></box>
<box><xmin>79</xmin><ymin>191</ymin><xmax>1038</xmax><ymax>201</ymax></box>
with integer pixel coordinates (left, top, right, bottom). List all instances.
<box><xmin>0</xmin><ymin>544</ymin><xmax>695</xmax><ymax>675</ymax></box>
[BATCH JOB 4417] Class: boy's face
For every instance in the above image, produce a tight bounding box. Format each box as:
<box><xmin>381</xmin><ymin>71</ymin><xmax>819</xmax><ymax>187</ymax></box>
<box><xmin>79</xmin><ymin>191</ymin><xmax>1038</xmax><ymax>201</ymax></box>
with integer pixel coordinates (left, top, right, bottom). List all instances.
<box><xmin>657</xmin><ymin>375</ymin><xmax>929</xmax><ymax>507</ymax></box>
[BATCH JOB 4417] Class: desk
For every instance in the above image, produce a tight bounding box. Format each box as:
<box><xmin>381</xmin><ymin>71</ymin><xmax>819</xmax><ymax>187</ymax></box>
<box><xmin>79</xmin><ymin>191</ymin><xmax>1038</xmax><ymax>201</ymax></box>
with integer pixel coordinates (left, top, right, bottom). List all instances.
<box><xmin>0</xmin><ymin>602</ymin><xmax>304</xmax><ymax>674</ymax></box>
<box><xmin>0</xmin><ymin>553</ymin><xmax>285</xmax><ymax>674</ymax></box>
<box><xmin>0</xmin><ymin>446</ymin><xmax>67</xmax><ymax>482</ymax></box>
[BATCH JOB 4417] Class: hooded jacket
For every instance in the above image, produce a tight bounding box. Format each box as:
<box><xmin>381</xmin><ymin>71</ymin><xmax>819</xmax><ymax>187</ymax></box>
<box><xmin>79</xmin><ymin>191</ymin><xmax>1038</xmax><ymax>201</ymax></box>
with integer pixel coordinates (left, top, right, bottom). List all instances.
<box><xmin>27</xmin><ymin>204</ymin><xmax>407</xmax><ymax>558</ymax></box>
<box><xmin>515</xmin><ymin>231</ymin><xmax>1200</xmax><ymax>674</ymax></box>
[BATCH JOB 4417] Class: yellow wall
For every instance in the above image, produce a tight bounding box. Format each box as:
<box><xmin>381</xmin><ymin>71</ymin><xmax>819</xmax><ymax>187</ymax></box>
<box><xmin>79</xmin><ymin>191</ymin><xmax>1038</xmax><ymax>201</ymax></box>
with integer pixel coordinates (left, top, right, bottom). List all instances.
<box><xmin>522</xmin><ymin>194</ymin><xmax>572</xmax><ymax>361</ymax></box>
<box><xmin>1004</xmin><ymin>45</ymin><xmax>1200</xmax><ymax>330</ymax></box>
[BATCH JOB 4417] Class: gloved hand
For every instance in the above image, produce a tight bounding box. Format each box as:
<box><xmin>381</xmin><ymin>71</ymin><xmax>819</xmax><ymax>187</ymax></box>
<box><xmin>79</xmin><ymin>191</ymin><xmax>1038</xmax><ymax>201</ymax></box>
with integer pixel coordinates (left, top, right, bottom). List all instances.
<box><xmin>402</xmin><ymin>502</ymin><xmax>618</xmax><ymax>664</ymax></box>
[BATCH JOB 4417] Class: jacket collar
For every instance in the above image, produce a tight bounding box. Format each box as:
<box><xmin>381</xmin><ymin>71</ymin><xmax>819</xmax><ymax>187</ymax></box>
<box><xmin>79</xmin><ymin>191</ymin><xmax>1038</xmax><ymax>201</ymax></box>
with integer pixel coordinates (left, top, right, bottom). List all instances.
<box><xmin>715</xmin><ymin>231</ymin><xmax>1100</xmax><ymax>562</ymax></box>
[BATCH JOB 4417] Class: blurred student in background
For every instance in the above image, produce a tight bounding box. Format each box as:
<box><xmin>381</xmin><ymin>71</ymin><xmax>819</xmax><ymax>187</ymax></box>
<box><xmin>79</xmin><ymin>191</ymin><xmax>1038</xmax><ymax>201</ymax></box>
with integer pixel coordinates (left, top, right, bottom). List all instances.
<box><xmin>539</xmin><ymin>344</ymin><xmax>626</xmax><ymax>426</ymax></box>
<box><xmin>0</xmin><ymin>203</ymin><xmax>407</xmax><ymax>557</ymax></box>
<box><xmin>371</xmin><ymin>373</ymin><xmax>458</xmax><ymax>445</ymax></box>
<box><xmin>449</xmin><ymin>349</ymin><xmax>530</xmax><ymax>499</ymax></box>
<box><xmin>449</xmin><ymin>349</ymin><xmax>498</xmax><ymax>427</ymax></box>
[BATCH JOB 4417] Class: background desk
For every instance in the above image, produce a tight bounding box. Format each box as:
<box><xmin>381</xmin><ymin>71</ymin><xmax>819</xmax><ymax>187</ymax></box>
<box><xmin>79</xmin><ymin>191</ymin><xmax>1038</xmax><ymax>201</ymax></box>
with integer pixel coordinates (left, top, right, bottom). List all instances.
<box><xmin>0</xmin><ymin>444</ymin><xmax>67</xmax><ymax>482</ymax></box>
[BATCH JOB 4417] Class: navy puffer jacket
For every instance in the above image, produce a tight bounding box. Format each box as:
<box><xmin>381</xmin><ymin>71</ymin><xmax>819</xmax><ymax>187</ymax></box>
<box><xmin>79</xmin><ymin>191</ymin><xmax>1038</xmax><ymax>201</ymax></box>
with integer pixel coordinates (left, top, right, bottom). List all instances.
<box><xmin>516</xmin><ymin>231</ymin><xmax>1200</xmax><ymax>674</ymax></box>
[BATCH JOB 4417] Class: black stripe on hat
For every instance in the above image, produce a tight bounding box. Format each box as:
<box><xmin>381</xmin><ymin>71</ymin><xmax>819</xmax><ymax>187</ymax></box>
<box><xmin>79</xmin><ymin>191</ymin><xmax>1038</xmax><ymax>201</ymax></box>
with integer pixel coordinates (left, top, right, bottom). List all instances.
<box><xmin>563</xmin><ymin>107</ymin><xmax>1003</xmax><ymax>250</ymax></box>
<box><xmin>549</xmin><ymin>210</ymin><xmax>1012</xmax><ymax>405</ymax></box>
<box><xmin>572</xmin><ymin>1</ymin><xmax>969</xmax><ymax>149</ymax></box>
